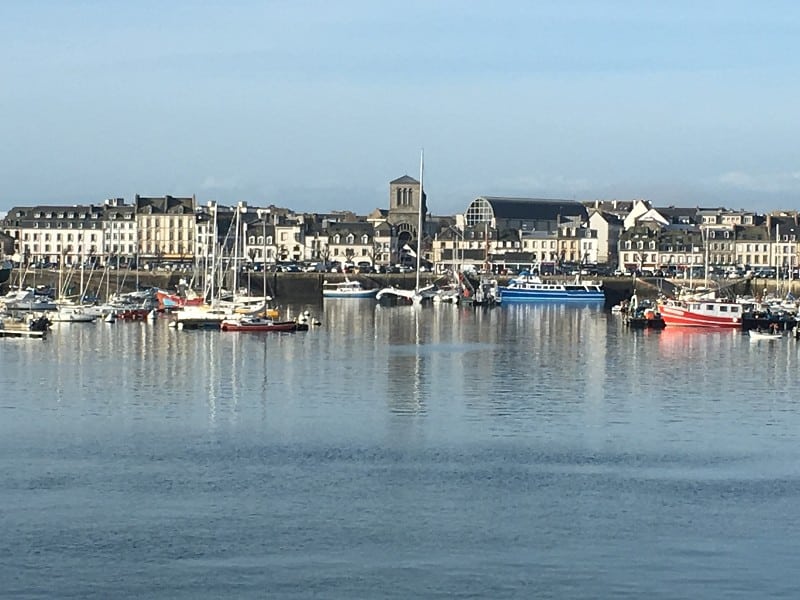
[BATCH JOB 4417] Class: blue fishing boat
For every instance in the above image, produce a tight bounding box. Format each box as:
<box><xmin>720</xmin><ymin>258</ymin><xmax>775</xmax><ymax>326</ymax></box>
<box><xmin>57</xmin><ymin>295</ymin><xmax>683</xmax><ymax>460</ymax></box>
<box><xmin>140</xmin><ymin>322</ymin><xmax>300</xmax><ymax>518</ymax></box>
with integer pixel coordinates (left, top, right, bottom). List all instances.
<box><xmin>498</xmin><ymin>271</ymin><xmax>605</xmax><ymax>302</ymax></box>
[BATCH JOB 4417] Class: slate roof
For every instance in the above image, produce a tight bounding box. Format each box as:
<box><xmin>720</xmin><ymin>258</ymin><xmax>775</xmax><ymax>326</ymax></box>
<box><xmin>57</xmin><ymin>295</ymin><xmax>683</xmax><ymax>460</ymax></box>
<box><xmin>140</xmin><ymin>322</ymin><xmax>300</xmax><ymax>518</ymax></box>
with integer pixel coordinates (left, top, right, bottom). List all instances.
<box><xmin>478</xmin><ymin>197</ymin><xmax>588</xmax><ymax>221</ymax></box>
<box><xmin>327</xmin><ymin>221</ymin><xmax>374</xmax><ymax>237</ymax></box>
<box><xmin>735</xmin><ymin>225</ymin><xmax>770</xmax><ymax>241</ymax></box>
<box><xmin>390</xmin><ymin>175</ymin><xmax>419</xmax><ymax>185</ymax></box>
<box><xmin>134</xmin><ymin>195</ymin><xmax>195</xmax><ymax>215</ymax></box>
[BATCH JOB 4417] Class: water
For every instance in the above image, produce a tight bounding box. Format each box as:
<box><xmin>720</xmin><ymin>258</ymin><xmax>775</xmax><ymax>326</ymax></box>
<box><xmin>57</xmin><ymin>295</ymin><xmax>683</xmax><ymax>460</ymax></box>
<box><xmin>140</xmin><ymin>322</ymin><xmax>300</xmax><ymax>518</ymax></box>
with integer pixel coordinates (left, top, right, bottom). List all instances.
<box><xmin>2</xmin><ymin>302</ymin><xmax>800</xmax><ymax>598</ymax></box>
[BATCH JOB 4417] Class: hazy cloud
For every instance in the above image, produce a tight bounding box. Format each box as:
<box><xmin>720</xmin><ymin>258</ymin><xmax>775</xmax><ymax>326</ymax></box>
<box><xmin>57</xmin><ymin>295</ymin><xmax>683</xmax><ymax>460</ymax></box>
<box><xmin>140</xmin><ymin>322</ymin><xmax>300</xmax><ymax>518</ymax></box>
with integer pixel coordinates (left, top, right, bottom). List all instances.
<box><xmin>715</xmin><ymin>170</ymin><xmax>800</xmax><ymax>193</ymax></box>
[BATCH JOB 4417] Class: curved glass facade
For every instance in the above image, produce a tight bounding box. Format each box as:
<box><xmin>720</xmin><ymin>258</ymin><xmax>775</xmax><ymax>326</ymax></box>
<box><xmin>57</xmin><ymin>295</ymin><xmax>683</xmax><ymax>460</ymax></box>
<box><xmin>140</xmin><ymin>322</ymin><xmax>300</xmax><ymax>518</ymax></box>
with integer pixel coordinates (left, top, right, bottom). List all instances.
<box><xmin>465</xmin><ymin>198</ymin><xmax>494</xmax><ymax>227</ymax></box>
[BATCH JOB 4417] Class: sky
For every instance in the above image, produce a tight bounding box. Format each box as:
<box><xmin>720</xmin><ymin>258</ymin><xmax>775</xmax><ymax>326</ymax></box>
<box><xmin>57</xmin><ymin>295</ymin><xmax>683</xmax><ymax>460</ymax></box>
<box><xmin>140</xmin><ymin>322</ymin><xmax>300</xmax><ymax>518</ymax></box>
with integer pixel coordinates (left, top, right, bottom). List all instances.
<box><xmin>1</xmin><ymin>0</ymin><xmax>799</xmax><ymax>216</ymax></box>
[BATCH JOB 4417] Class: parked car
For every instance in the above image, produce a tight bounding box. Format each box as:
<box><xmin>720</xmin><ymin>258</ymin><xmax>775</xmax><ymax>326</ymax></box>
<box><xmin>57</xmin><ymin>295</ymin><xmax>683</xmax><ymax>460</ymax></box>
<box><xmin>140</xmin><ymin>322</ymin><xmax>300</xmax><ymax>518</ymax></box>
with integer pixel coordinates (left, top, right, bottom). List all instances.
<box><xmin>276</xmin><ymin>263</ymin><xmax>300</xmax><ymax>272</ymax></box>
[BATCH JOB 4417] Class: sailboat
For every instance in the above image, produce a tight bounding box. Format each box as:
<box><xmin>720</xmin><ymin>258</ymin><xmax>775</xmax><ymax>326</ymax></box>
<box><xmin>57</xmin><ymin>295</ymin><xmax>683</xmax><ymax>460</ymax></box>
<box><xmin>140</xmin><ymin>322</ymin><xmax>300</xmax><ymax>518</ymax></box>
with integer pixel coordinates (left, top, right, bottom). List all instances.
<box><xmin>376</xmin><ymin>150</ymin><xmax>436</xmax><ymax>305</ymax></box>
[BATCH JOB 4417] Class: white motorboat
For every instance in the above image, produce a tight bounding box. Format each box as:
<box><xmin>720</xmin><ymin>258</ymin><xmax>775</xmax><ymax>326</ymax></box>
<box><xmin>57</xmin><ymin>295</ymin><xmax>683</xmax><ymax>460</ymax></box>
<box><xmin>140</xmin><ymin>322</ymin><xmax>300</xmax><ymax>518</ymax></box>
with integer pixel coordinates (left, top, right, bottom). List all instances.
<box><xmin>322</xmin><ymin>278</ymin><xmax>378</xmax><ymax>299</ymax></box>
<box><xmin>748</xmin><ymin>329</ymin><xmax>783</xmax><ymax>341</ymax></box>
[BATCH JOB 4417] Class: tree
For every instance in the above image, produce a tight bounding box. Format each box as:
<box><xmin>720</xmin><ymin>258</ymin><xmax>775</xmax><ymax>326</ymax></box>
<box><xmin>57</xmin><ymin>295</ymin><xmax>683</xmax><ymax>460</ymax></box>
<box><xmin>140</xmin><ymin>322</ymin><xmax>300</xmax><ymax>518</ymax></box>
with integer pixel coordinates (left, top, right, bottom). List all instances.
<box><xmin>370</xmin><ymin>240</ymin><xmax>382</xmax><ymax>266</ymax></box>
<box><xmin>319</xmin><ymin>246</ymin><xmax>331</xmax><ymax>269</ymax></box>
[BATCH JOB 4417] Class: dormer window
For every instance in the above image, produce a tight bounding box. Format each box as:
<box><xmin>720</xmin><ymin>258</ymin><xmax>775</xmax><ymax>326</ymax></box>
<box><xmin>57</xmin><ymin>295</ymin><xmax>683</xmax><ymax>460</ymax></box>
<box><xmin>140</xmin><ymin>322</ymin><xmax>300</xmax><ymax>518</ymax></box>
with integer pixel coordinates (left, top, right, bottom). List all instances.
<box><xmin>334</xmin><ymin>234</ymin><xmax>341</xmax><ymax>244</ymax></box>
<box><xmin>361</xmin><ymin>234</ymin><xmax>369</xmax><ymax>244</ymax></box>
<box><xmin>346</xmin><ymin>234</ymin><xmax>354</xmax><ymax>244</ymax></box>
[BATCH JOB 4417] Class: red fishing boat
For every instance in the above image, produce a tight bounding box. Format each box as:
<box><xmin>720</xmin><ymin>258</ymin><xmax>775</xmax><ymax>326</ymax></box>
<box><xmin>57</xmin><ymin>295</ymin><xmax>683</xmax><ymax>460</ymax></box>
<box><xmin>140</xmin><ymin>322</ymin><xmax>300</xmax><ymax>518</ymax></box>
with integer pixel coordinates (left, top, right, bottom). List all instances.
<box><xmin>657</xmin><ymin>298</ymin><xmax>743</xmax><ymax>328</ymax></box>
<box><xmin>155</xmin><ymin>289</ymin><xmax>205</xmax><ymax>310</ymax></box>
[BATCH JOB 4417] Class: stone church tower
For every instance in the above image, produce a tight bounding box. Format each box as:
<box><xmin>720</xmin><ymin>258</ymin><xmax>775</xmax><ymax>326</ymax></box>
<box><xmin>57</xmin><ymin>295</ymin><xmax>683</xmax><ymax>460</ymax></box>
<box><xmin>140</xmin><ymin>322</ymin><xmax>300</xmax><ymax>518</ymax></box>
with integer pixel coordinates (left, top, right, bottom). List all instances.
<box><xmin>387</xmin><ymin>175</ymin><xmax>427</xmax><ymax>247</ymax></box>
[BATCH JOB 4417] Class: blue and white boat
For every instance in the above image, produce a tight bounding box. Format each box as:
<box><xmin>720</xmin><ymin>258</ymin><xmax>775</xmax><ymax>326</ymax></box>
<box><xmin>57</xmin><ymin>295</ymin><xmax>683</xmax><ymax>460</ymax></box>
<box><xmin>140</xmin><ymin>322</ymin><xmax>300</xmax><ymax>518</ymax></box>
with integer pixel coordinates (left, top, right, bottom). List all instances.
<box><xmin>499</xmin><ymin>272</ymin><xmax>605</xmax><ymax>302</ymax></box>
<box><xmin>322</xmin><ymin>278</ymin><xmax>378</xmax><ymax>299</ymax></box>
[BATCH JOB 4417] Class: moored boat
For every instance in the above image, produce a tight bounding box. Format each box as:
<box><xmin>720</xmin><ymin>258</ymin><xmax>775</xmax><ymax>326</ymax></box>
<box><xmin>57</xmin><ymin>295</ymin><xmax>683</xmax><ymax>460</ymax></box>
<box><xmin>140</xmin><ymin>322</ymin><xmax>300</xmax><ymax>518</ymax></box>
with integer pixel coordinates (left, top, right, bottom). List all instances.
<box><xmin>50</xmin><ymin>305</ymin><xmax>97</xmax><ymax>323</ymax></box>
<box><xmin>657</xmin><ymin>297</ymin><xmax>743</xmax><ymax>328</ymax></box>
<box><xmin>1</xmin><ymin>288</ymin><xmax>57</xmax><ymax>311</ymax></box>
<box><xmin>322</xmin><ymin>278</ymin><xmax>378</xmax><ymax>299</ymax></box>
<box><xmin>625</xmin><ymin>307</ymin><xmax>666</xmax><ymax>329</ymax></box>
<box><xmin>498</xmin><ymin>272</ymin><xmax>604</xmax><ymax>303</ymax></box>
<box><xmin>220</xmin><ymin>315</ymin><xmax>300</xmax><ymax>332</ymax></box>
<box><xmin>748</xmin><ymin>329</ymin><xmax>783</xmax><ymax>341</ymax></box>
<box><xmin>0</xmin><ymin>313</ymin><xmax>51</xmax><ymax>338</ymax></box>
<box><xmin>155</xmin><ymin>288</ymin><xmax>205</xmax><ymax>310</ymax></box>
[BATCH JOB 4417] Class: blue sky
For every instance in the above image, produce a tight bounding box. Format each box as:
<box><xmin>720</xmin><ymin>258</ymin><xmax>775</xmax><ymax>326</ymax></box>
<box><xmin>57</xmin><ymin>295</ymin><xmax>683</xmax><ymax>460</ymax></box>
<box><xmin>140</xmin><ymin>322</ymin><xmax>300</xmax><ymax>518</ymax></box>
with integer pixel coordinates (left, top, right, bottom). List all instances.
<box><xmin>1</xmin><ymin>1</ymin><xmax>799</xmax><ymax>215</ymax></box>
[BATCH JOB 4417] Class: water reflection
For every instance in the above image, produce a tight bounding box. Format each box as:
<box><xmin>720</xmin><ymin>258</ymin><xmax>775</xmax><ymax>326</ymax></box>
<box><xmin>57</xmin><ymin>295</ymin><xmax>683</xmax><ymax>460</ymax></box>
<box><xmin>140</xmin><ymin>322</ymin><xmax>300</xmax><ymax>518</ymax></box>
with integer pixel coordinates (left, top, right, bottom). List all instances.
<box><xmin>3</xmin><ymin>303</ymin><xmax>800</xmax><ymax>449</ymax></box>
<box><xmin>377</xmin><ymin>304</ymin><xmax>427</xmax><ymax>416</ymax></box>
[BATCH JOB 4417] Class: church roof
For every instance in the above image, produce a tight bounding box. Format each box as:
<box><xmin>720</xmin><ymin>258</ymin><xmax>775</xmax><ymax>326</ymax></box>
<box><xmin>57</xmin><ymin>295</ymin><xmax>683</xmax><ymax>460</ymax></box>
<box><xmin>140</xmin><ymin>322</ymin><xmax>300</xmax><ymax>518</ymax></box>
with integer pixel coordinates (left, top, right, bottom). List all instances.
<box><xmin>390</xmin><ymin>175</ymin><xmax>419</xmax><ymax>185</ymax></box>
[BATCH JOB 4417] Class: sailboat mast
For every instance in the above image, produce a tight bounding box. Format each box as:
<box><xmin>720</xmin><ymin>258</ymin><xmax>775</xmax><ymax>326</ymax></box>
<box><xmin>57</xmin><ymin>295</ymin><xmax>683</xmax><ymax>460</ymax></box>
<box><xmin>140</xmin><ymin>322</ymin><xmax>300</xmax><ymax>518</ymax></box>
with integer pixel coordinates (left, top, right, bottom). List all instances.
<box><xmin>775</xmin><ymin>223</ymin><xmax>780</xmax><ymax>295</ymax></box>
<box><xmin>415</xmin><ymin>149</ymin><xmax>424</xmax><ymax>293</ymax></box>
<box><xmin>704</xmin><ymin>227</ymin><xmax>709</xmax><ymax>290</ymax></box>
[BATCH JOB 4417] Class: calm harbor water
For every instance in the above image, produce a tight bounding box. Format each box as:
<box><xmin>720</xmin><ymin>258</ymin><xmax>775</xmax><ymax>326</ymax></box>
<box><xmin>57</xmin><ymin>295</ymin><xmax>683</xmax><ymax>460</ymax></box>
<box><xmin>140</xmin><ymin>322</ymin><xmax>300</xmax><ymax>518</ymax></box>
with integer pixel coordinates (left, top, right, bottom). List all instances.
<box><xmin>2</xmin><ymin>301</ymin><xmax>800</xmax><ymax>598</ymax></box>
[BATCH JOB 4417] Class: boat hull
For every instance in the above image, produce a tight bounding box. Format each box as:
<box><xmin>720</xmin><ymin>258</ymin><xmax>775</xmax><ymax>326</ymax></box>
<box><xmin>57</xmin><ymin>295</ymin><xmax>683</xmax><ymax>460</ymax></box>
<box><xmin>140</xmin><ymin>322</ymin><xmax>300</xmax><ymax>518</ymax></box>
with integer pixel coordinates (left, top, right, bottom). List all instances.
<box><xmin>499</xmin><ymin>288</ymin><xmax>605</xmax><ymax>302</ymax></box>
<box><xmin>748</xmin><ymin>330</ymin><xmax>782</xmax><ymax>341</ymax></box>
<box><xmin>657</xmin><ymin>303</ymin><xmax>742</xmax><ymax>328</ymax></box>
<box><xmin>220</xmin><ymin>320</ymin><xmax>299</xmax><ymax>332</ymax></box>
<box><xmin>322</xmin><ymin>290</ymin><xmax>379</xmax><ymax>299</ymax></box>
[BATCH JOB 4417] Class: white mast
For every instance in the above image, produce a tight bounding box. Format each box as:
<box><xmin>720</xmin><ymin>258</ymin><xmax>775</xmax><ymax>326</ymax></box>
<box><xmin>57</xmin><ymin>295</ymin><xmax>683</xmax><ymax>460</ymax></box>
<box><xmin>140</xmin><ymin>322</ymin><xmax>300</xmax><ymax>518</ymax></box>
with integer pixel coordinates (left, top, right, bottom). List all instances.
<box><xmin>210</xmin><ymin>202</ymin><xmax>217</xmax><ymax>302</ymax></box>
<box><xmin>262</xmin><ymin>214</ymin><xmax>268</xmax><ymax>301</ymax></box>
<box><xmin>775</xmin><ymin>222</ymin><xmax>780</xmax><ymax>295</ymax></box>
<box><xmin>415</xmin><ymin>149</ymin><xmax>424</xmax><ymax>293</ymax></box>
<box><xmin>233</xmin><ymin>202</ymin><xmax>242</xmax><ymax>298</ymax></box>
<box><xmin>704</xmin><ymin>227</ymin><xmax>709</xmax><ymax>290</ymax></box>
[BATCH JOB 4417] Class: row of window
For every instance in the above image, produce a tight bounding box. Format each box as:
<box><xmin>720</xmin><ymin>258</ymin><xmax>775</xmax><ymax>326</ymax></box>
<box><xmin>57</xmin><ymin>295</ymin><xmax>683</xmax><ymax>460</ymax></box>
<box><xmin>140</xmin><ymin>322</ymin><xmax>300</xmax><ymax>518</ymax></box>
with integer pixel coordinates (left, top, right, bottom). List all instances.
<box><xmin>28</xmin><ymin>211</ymin><xmax>100</xmax><ymax>219</ymax></box>
<box><xmin>22</xmin><ymin>233</ymin><xmax>99</xmax><ymax>242</ymax></box>
<box><xmin>620</xmin><ymin>251</ymin><xmax>797</xmax><ymax>267</ymax></box>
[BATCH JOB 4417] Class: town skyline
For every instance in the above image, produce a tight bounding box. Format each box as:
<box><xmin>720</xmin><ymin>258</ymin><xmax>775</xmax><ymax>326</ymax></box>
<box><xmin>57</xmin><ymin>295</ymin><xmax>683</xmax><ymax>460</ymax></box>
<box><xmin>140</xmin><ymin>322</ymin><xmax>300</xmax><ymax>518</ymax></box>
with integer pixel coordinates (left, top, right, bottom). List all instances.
<box><xmin>2</xmin><ymin>2</ymin><xmax>799</xmax><ymax>215</ymax></box>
